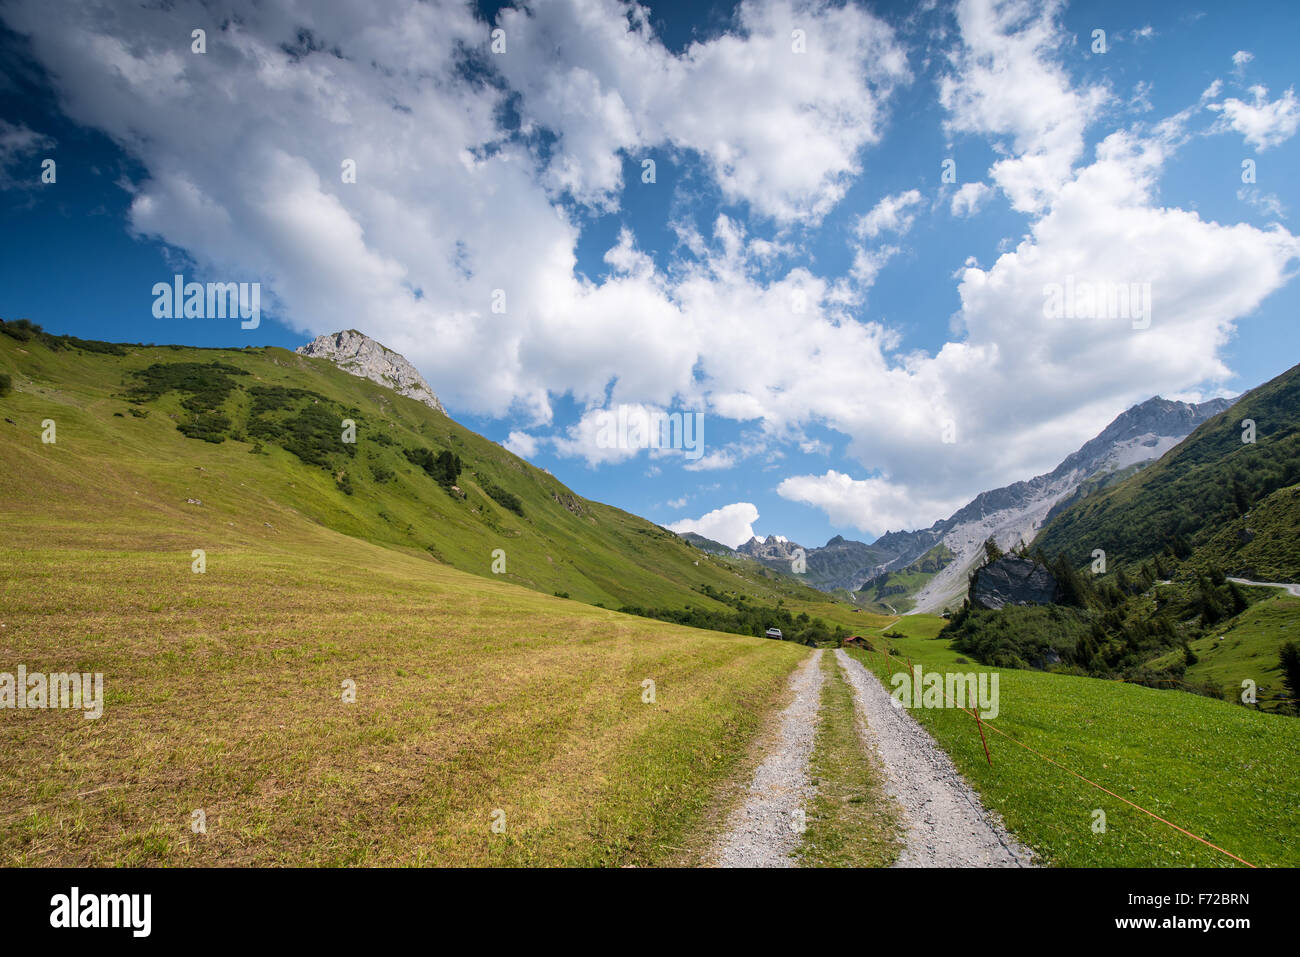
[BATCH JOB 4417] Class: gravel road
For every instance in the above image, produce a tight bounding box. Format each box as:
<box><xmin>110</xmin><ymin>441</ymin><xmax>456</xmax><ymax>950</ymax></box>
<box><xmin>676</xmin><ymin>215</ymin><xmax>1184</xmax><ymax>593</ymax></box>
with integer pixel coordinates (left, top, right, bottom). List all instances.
<box><xmin>710</xmin><ymin>649</ymin><xmax>824</xmax><ymax>867</ymax></box>
<box><xmin>834</xmin><ymin>650</ymin><xmax>1034</xmax><ymax>867</ymax></box>
<box><xmin>1227</xmin><ymin>577</ymin><xmax>1300</xmax><ymax>597</ymax></box>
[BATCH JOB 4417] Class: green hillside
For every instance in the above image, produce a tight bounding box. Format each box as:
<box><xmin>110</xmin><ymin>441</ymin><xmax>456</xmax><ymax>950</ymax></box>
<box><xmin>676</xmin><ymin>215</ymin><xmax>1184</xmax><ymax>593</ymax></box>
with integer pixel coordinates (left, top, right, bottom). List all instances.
<box><xmin>936</xmin><ymin>545</ymin><xmax>1297</xmax><ymax>712</ymax></box>
<box><xmin>0</xmin><ymin>322</ymin><xmax>833</xmax><ymax>865</ymax></box>
<box><xmin>0</xmin><ymin>321</ymin><xmax>839</xmax><ymax>624</ymax></box>
<box><xmin>1189</xmin><ymin>482</ymin><xmax>1300</xmax><ymax>582</ymax></box>
<box><xmin>1146</xmin><ymin>591</ymin><xmax>1300</xmax><ymax>708</ymax></box>
<box><xmin>1034</xmin><ymin>360</ymin><xmax>1300</xmax><ymax>577</ymax></box>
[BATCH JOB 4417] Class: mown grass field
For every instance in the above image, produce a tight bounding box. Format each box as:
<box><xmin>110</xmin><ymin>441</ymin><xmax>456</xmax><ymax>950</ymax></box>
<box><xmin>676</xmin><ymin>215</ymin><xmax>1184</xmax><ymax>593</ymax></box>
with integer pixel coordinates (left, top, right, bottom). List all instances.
<box><xmin>0</xmin><ymin>524</ymin><xmax>810</xmax><ymax>866</ymax></box>
<box><xmin>0</xmin><ymin>338</ymin><xmax>815</xmax><ymax>865</ymax></box>
<box><xmin>798</xmin><ymin>652</ymin><xmax>901</xmax><ymax>867</ymax></box>
<box><xmin>848</xmin><ymin>614</ymin><xmax>1300</xmax><ymax>867</ymax></box>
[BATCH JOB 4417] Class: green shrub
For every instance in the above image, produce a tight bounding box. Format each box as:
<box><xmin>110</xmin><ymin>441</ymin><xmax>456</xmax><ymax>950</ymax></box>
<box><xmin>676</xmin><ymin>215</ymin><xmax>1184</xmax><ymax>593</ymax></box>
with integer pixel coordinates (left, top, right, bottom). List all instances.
<box><xmin>478</xmin><ymin>475</ymin><xmax>524</xmax><ymax>516</ymax></box>
<box><xmin>404</xmin><ymin>447</ymin><xmax>462</xmax><ymax>487</ymax></box>
<box><xmin>0</xmin><ymin>319</ymin><xmax>40</xmax><ymax>341</ymax></box>
<box><xmin>0</xmin><ymin>372</ymin><xmax>10</xmax><ymax>397</ymax></box>
<box><xmin>177</xmin><ymin>411</ymin><xmax>231</xmax><ymax>443</ymax></box>
<box><xmin>246</xmin><ymin>387</ymin><xmax>354</xmax><ymax>469</ymax></box>
<box><xmin>1281</xmin><ymin>641</ymin><xmax>1300</xmax><ymax>714</ymax></box>
<box><xmin>52</xmin><ymin>335</ymin><xmax>126</xmax><ymax>355</ymax></box>
<box><xmin>128</xmin><ymin>361</ymin><xmax>247</xmax><ymax>413</ymax></box>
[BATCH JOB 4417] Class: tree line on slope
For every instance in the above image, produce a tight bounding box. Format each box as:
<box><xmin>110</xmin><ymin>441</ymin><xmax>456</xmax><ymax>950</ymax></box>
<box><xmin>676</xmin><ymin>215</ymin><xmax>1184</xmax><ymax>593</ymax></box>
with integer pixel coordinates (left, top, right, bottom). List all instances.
<box><xmin>939</xmin><ymin>538</ymin><xmax>1282</xmax><ymax>708</ymax></box>
<box><xmin>618</xmin><ymin>582</ymin><xmax>854</xmax><ymax>647</ymax></box>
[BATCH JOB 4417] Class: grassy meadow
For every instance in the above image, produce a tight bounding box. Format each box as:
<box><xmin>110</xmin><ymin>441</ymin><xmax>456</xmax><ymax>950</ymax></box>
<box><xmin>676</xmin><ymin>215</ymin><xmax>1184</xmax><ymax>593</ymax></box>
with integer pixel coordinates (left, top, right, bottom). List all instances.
<box><xmin>1147</xmin><ymin>591</ymin><xmax>1300</xmax><ymax>710</ymax></box>
<box><xmin>0</xmin><ymin>514</ymin><xmax>810</xmax><ymax>866</ymax></box>
<box><xmin>849</xmin><ymin>614</ymin><xmax>1299</xmax><ymax>867</ymax></box>
<box><xmin>0</xmin><ymin>334</ymin><xmax>816</xmax><ymax>865</ymax></box>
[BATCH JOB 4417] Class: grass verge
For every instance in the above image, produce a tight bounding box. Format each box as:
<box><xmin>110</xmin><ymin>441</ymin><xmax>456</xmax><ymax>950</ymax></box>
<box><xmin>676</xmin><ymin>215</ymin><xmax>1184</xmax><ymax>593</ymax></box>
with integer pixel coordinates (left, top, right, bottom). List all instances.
<box><xmin>797</xmin><ymin>652</ymin><xmax>902</xmax><ymax>867</ymax></box>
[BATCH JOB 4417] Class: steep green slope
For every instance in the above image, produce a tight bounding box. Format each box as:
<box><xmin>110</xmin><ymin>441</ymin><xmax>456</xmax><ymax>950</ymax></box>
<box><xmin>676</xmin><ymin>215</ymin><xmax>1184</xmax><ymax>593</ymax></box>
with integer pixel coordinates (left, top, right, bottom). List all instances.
<box><xmin>0</xmin><ymin>323</ymin><xmax>835</xmax><ymax>620</ymax></box>
<box><xmin>1189</xmin><ymin>482</ymin><xmax>1300</xmax><ymax>581</ymax></box>
<box><xmin>1034</xmin><ymin>360</ymin><xmax>1300</xmax><ymax>577</ymax></box>
<box><xmin>1146</xmin><ymin>592</ymin><xmax>1300</xmax><ymax>709</ymax></box>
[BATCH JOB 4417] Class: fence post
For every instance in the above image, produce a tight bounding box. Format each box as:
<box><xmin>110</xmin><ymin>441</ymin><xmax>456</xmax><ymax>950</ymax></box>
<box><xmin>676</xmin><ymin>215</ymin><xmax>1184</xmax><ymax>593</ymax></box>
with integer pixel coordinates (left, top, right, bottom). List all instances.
<box><xmin>973</xmin><ymin>706</ymin><xmax>992</xmax><ymax>767</ymax></box>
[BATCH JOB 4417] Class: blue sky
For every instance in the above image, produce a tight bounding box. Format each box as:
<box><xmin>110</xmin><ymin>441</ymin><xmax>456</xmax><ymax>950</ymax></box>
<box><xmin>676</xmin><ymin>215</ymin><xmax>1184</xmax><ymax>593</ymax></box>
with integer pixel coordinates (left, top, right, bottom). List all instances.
<box><xmin>2</xmin><ymin>0</ymin><xmax>1298</xmax><ymax>549</ymax></box>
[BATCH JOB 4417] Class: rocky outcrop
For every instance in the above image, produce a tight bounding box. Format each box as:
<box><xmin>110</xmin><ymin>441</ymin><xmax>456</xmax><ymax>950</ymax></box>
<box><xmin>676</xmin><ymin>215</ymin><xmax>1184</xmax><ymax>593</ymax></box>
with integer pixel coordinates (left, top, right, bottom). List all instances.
<box><xmin>971</xmin><ymin>556</ymin><xmax>1059</xmax><ymax>610</ymax></box>
<box><xmin>296</xmin><ymin>329</ymin><xmax>445</xmax><ymax>414</ymax></box>
<box><xmin>737</xmin><ymin>534</ymin><xmax>803</xmax><ymax>565</ymax></box>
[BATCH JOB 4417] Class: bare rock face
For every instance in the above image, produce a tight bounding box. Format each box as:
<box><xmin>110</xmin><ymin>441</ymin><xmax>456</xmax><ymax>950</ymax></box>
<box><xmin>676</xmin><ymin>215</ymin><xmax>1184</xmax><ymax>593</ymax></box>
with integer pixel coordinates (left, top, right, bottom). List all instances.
<box><xmin>971</xmin><ymin>555</ymin><xmax>1059</xmax><ymax>610</ymax></box>
<box><xmin>296</xmin><ymin>329</ymin><xmax>445</xmax><ymax>414</ymax></box>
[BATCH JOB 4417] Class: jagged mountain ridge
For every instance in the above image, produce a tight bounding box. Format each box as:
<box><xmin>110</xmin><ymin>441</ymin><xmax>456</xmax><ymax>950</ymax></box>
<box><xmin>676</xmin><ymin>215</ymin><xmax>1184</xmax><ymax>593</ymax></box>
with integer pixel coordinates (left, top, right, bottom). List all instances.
<box><xmin>733</xmin><ymin>533</ymin><xmax>895</xmax><ymax>592</ymax></box>
<box><xmin>686</xmin><ymin>396</ymin><xmax>1234</xmax><ymax>611</ymax></box>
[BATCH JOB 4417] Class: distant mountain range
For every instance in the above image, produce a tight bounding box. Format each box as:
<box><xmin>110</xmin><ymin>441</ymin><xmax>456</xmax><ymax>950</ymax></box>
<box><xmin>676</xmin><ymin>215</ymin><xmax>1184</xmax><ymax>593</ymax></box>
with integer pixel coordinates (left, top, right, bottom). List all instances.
<box><xmin>734</xmin><ymin>533</ymin><xmax>893</xmax><ymax>592</ymax></box>
<box><xmin>686</xmin><ymin>395</ymin><xmax>1235</xmax><ymax>613</ymax></box>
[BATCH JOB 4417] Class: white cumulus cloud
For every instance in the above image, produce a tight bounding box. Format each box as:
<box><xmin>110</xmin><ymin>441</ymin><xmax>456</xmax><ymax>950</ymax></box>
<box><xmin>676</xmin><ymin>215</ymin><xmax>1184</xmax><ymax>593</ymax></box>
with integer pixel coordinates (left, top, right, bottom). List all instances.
<box><xmin>856</xmin><ymin>189</ymin><xmax>924</xmax><ymax>238</ymax></box>
<box><xmin>666</xmin><ymin>502</ymin><xmax>760</xmax><ymax>549</ymax></box>
<box><xmin>1207</xmin><ymin>85</ymin><xmax>1300</xmax><ymax>151</ymax></box>
<box><xmin>950</xmin><ymin>181</ymin><xmax>991</xmax><ymax>217</ymax></box>
<box><xmin>502</xmin><ymin>430</ymin><xmax>540</xmax><ymax>459</ymax></box>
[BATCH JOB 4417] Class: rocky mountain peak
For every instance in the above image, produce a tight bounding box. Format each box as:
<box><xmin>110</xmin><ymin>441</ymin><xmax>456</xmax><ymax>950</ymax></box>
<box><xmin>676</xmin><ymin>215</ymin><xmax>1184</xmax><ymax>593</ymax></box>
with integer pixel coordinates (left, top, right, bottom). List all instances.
<box><xmin>1056</xmin><ymin>395</ymin><xmax>1233</xmax><ymax>476</ymax></box>
<box><xmin>296</xmin><ymin>330</ymin><xmax>445</xmax><ymax>414</ymax></box>
<box><xmin>737</xmin><ymin>535</ymin><xmax>802</xmax><ymax>559</ymax></box>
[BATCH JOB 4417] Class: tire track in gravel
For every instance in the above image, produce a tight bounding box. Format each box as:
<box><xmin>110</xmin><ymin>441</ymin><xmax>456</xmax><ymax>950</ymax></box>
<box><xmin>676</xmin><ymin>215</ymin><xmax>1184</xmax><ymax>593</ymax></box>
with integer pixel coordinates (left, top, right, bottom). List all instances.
<box><xmin>835</xmin><ymin>649</ymin><xmax>1035</xmax><ymax>867</ymax></box>
<box><xmin>709</xmin><ymin>649</ymin><xmax>824</xmax><ymax>868</ymax></box>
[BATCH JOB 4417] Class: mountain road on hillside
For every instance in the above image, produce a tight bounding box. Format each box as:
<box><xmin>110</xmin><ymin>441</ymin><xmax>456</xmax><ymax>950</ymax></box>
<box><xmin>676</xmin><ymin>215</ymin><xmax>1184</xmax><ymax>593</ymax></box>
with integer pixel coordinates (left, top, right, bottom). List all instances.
<box><xmin>1227</xmin><ymin>577</ymin><xmax>1300</xmax><ymax>597</ymax></box>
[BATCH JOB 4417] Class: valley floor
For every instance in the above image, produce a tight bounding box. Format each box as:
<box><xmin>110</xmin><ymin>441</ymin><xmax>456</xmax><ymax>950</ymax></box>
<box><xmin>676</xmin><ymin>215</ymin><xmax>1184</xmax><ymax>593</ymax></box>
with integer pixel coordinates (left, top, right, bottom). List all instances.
<box><xmin>5</xmin><ymin>521</ymin><xmax>1295</xmax><ymax>866</ymax></box>
<box><xmin>0</xmin><ymin>530</ymin><xmax>811</xmax><ymax>866</ymax></box>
